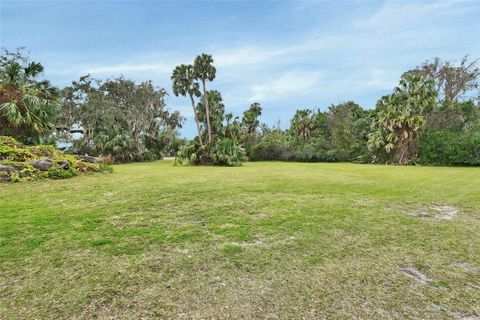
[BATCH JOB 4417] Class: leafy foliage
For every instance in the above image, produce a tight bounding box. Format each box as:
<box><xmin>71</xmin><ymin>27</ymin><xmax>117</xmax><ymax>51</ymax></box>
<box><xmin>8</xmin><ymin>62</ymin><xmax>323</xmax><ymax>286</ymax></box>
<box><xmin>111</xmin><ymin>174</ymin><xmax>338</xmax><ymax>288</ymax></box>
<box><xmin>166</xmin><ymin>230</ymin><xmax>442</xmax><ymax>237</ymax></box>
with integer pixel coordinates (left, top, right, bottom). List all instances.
<box><xmin>209</xmin><ymin>138</ymin><xmax>246</xmax><ymax>166</ymax></box>
<box><xmin>0</xmin><ymin>136</ymin><xmax>112</xmax><ymax>182</ymax></box>
<box><xmin>0</xmin><ymin>49</ymin><xmax>61</xmax><ymax>144</ymax></box>
<box><xmin>197</xmin><ymin>90</ymin><xmax>225</xmax><ymax>139</ymax></box>
<box><xmin>171</xmin><ymin>64</ymin><xmax>204</xmax><ymax>146</ymax></box>
<box><xmin>59</xmin><ymin>76</ymin><xmax>183</xmax><ymax>162</ymax></box>
<box><xmin>175</xmin><ymin>138</ymin><xmax>246</xmax><ymax>167</ymax></box>
<box><xmin>327</xmin><ymin>102</ymin><xmax>372</xmax><ymax>161</ymax></box>
<box><xmin>368</xmin><ymin>75</ymin><xmax>437</xmax><ymax>164</ymax></box>
<box><xmin>419</xmin><ymin>127</ymin><xmax>480</xmax><ymax>166</ymax></box>
<box><xmin>193</xmin><ymin>53</ymin><xmax>216</xmax><ymax>143</ymax></box>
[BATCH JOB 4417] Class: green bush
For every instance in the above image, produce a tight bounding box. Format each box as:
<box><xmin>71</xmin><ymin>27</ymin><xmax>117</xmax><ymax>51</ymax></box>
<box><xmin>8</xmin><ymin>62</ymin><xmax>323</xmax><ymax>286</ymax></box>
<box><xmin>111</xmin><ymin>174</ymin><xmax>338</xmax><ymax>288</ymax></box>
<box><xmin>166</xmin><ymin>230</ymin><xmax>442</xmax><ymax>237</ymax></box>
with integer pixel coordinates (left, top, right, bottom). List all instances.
<box><xmin>0</xmin><ymin>146</ymin><xmax>34</xmax><ymax>161</ymax></box>
<box><xmin>0</xmin><ymin>136</ymin><xmax>22</xmax><ymax>147</ymax></box>
<box><xmin>47</xmin><ymin>166</ymin><xmax>78</xmax><ymax>179</ymax></box>
<box><xmin>0</xmin><ymin>136</ymin><xmax>113</xmax><ymax>182</ymax></box>
<box><xmin>250</xmin><ymin>140</ymin><xmax>294</xmax><ymax>161</ymax></box>
<box><xmin>99</xmin><ymin>163</ymin><xmax>114</xmax><ymax>173</ymax></box>
<box><xmin>250</xmin><ymin>136</ymin><xmax>338</xmax><ymax>163</ymax></box>
<box><xmin>175</xmin><ymin>141</ymin><xmax>202</xmax><ymax>165</ymax></box>
<box><xmin>419</xmin><ymin>128</ymin><xmax>480</xmax><ymax>166</ymax></box>
<box><xmin>209</xmin><ymin>138</ymin><xmax>246</xmax><ymax>166</ymax></box>
<box><xmin>175</xmin><ymin>139</ymin><xmax>246</xmax><ymax>167</ymax></box>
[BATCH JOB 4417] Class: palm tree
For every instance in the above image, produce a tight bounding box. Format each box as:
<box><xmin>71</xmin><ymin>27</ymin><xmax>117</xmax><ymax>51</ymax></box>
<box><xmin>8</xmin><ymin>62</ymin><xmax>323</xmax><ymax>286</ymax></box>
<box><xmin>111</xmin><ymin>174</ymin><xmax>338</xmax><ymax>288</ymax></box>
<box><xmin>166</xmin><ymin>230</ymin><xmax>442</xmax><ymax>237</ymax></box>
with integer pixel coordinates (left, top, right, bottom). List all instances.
<box><xmin>0</xmin><ymin>58</ymin><xmax>60</xmax><ymax>142</ymax></box>
<box><xmin>242</xmin><ymin>102</ymin><xmax>262</xmax><ymax>141</ymax></box>
<box><xmin>171</xmin><ymin>64</ymin><xmax>203</xmax><ymax>146</ymax></box>
<box><xmin>196</xmin><ymin>90</ymin><xmax>225</xmax><ymax>138</ymax></box>
<box><xmin>193</xmin><ymin>54</ymin><xmax>216</xmax><ymax>144</ymax></box>
<box><xmin>291</xmin><ymin>109</ymin><xmax>313</xmax><ymax>139</ymax></box>
<box><xmin>368</xmin><ymin>74</ymin><xmax>437</xmax><ymax>164</ymax></box>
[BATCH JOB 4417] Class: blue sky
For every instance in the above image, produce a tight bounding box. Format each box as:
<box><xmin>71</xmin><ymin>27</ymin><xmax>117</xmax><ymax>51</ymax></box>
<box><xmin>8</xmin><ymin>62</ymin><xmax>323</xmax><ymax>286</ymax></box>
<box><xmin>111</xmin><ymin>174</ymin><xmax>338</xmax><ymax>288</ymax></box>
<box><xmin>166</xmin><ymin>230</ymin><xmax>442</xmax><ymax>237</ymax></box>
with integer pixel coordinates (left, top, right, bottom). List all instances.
<box><xmin>1</xmin><ymin>0</ymin><xmax>479</xmax><ymax>137</ymax></box>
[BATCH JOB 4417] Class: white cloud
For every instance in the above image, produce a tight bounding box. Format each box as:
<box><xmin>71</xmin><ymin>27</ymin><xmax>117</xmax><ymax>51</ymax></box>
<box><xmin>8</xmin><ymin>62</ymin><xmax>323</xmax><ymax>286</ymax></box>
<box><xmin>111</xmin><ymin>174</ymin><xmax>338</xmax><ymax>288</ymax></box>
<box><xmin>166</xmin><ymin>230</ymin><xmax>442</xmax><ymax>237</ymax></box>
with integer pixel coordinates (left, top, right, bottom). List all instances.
<box><xmin>84</xmin><ymin>62</ymin><xmax>174</xmax><ymax>75</ymax></box>
<box><xmin>353</xmin><ymin>1</ymin><xmax>457</xmax><ymax>31</ymax></box>
<box><xmin>214</xmin><ymin>46</ymin><xmax>287</xmax><ymax>68</ymax></box>
<box><xmin>249</xmin><ymin>71</ymin><xmax>324</xmax><ymax>102</ymax></box>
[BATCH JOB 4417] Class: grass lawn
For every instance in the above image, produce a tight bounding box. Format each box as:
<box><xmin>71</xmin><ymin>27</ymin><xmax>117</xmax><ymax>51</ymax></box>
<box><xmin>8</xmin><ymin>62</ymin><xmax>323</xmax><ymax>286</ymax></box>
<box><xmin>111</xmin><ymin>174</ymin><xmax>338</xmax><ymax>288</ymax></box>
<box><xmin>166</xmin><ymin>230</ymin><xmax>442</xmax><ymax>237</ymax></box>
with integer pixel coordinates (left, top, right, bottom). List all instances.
<box><xmin>1</xmin><ymin>161</ymin><xmax>479</xmax><ymax>319</ymax></box>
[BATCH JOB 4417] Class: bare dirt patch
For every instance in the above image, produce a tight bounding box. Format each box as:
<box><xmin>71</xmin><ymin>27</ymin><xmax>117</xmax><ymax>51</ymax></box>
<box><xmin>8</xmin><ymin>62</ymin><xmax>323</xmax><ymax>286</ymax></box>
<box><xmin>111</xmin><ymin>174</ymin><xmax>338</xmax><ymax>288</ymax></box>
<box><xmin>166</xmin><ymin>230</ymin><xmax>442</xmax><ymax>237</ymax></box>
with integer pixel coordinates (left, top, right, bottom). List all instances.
<box><xmin>452</xmin><ymin>260</ymin><xmax>478</xmax><ymax>272</ymax></box>
<box><xmin>399</xmin><ymin>267</ymin><xmax>429</xmax><ymax>283</ymax></box>
<box><xmin>409</xmin><ymin>205</ymin><xmax>459</xmax><ymax>220</ymax></box>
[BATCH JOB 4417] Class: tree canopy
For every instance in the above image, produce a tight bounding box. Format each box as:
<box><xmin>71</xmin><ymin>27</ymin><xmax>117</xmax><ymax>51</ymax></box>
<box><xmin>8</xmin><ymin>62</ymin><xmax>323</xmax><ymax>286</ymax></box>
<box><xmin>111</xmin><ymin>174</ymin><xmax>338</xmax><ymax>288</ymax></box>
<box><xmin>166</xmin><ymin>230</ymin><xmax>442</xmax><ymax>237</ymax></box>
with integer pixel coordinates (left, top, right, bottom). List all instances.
<box><xmin>59</xmin><ymin>75</ymin><xmax>183</xmax><ymax>162</ymax></box>
<box><xmin>2</xmin><ymin>49</ymin><xmax>480</xmax><ymax>167</ymax></box>
<box><xmin>0</xmin><ymin>49</ymin><xmax>60</xmax><ymax>144</ymax></box>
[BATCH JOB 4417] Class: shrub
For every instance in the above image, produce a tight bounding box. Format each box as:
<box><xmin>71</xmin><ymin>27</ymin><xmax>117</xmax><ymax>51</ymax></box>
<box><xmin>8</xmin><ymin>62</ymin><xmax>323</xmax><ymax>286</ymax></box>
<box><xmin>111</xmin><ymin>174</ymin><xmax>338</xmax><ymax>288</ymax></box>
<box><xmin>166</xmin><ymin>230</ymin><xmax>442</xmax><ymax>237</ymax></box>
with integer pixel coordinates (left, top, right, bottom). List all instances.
<box><xmin>175</xmin><ymin>139</ymin><xmax>246</xmax><ymax>167</ymax></box>
<box><xmin>99</xmin><ymin>163</ymin><xmax>114</xmax><ymax>173</ymax></box>
<box><xmin>250</xmin><ymin>136</ymin><xmax>339</xmax><ymax>163</ymax></box>
<box><xmin>209</xmin><ymin>138</ymin><xmax>246</xmax><ymax>166</ymax></box>
<box><xmin>30</xmin><ymin>145</ymin><xmax>57</xmax><ymax>158</ymax></box>
<box><xmin>0</xmin><ymin>136</ymin><xmax>22</xmax><ymax>148</ymax></box>
<box><xmin>419</xmin><ymin>128</ymin><xmax>480</xmax><ymax>166</ymax></box>
<box><xmin>0</xmin><ymin>146</ymin><xmax>34</xmax><ymax>161</ymax></box>
<box><xmin>0</xmin><ymin>136</ymin><xmax>113</xmax><ymax>182</ymax></box>
<box><xmin>100</xmin><ymin>154</ymin><xmax>116</xmax><ymax>165</ymax></box>
<box><xmin>175</xmin><ymin>141</ymin><xmax>202</xmax><ymax>165</ymax></box>
<box><xmin>47</xmin><ymin>166</ymin><xmax>78</xmax><ymax>179</ymax></box>
<box><xmin>250</xmin><ymin>140</ymin><xmax>295</xmax><ymax>161</ymax></box>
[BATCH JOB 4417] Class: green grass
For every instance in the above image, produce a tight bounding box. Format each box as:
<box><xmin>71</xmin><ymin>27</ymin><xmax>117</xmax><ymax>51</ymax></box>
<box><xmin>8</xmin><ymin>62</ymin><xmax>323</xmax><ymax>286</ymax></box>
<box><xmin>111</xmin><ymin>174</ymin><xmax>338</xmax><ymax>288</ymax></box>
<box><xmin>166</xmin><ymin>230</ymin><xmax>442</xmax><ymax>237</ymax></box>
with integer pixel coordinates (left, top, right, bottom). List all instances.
<box><xmin>1</xmin><ymin>161</ymin><xmax>479</xmax><ymax>319</ymax></box>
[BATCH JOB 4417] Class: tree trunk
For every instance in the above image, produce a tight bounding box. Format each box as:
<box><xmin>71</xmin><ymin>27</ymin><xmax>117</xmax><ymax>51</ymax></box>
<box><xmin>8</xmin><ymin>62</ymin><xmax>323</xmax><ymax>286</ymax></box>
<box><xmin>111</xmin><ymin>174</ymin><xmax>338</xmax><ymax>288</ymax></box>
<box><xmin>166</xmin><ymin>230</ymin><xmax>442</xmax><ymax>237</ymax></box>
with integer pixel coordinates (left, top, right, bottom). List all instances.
<box><xmin>397</xmin><ymin>129</ymin><xmax>413</xmax><ymax>165</ymax></box>
<box><xmin>189</xmin><ymin>93</ymin><xmax>203</xmax><ymax>146</ymax></box>
<box><xmin>202</xmin><ymin>79</ymin><xmax>212</xmax><ymax>144</ymax></box>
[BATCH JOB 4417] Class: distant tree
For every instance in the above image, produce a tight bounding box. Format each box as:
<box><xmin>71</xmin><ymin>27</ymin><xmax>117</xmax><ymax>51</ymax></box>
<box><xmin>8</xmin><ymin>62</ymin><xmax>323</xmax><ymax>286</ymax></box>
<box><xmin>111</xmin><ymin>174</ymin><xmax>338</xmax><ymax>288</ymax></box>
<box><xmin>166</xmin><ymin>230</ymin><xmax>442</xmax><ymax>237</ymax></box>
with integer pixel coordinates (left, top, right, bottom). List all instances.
<box><xmin>242</xmin><ymin>102</ymin><xmax>262</xmax><ymax>142</ymax></box>
<box><xmin>224</xmin><ymin>112</ymin><xmax>244</xmax><ymax>142</ymax></box>
<box><xmin>197</xmin><ymin>90</ymin><xmax>225</xmax><ymax>138</ymax></box>
<box><xmin>404</xmin><ymin>56</ymin><xmax>479</xmax><ymax>104</ymax></box>
<box><xmin>60</xmin><ymin>75</ymin><xmax>183</xmax><ymax>162</ymax></box>
<box><xmin>368</xmin><ymin>74</ymin><xmax>437</xmax><ymax>164</ymax></box>
<box><xmin>311</xmin><ymin>110</ymin><xmax>329</xmax><ymax>138</ymax></box>
<box><xmin>290</xmin><ymin>109</ymin><xmax>314</xmax><ymax>139</ymax></box>
<box><xmin>0</xmin><ymin>49</ymin><xmax>60</xmax><ymax>144</ymax></box>
<box><xmin>427</xmin><ymin>100</ymin><xmax>479</xmax><ymax>133</ymax></box>
<box><xmin>171</xmin><ymin>64</ymin><xmax>203</xmax><ymax>146</ymax></box>
<box><xmin>327</xmin><ymin>101</ymin><xmax>370</xmax><ymax>161</ymax></box>
<box><xmin>193</xmin><ymin>54</ymin><xmax>216</xmax><ymax>144</ymax></box>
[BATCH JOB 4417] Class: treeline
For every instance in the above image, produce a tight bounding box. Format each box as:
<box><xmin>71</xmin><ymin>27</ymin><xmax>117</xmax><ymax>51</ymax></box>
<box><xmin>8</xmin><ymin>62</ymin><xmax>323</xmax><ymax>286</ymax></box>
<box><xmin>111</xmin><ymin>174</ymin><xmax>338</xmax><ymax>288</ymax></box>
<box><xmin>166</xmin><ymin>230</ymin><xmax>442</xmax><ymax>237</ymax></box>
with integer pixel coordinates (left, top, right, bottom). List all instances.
<box><xmin>173</xmin><ymin>55</ymin><xmax>480</xmax><ymax>166</ymax></box>
<box><xmin>1</xmin><ymin>48</ymin><xmax>479</xmax><ymax>166</ymax></box>
<box><xmin>0</xmin><ymin>49</ymin><xmax>183</xmax><ymax>162</ymax></box>
<box><xmin>248</xmin><ymin>97</ymin><xmax>480</xmax><ymax>166</ymax></box>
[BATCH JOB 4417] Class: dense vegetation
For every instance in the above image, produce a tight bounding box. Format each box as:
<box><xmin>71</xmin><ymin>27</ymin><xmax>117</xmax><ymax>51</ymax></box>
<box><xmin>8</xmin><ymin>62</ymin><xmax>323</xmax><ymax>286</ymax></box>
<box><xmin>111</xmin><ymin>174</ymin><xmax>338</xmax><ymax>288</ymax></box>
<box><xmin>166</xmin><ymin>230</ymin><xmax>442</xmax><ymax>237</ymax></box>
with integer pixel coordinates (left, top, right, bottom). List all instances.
<box><xmin>172</xmin><ymin>54</ymin><xmax>247</xmax><ymax>166</ymax></box>
<box><xmin>0</xmin><ymin>49</ymin><xmax>183</xmax><ymax>165</ymax></box>
<box><xmin>170</xmin><ymin>55</ymin><xmax>479</xmax><ymax>166</ymax></box>
<box><xmin>0</xmin><ymin>49</ymin><xmax>60</xmax><ymax>145</ymax></box>
<box><xmin>59</xmin><ymin>75</ymin><xmax>183</xmax><ymax>162</ymax></box>
<box><xmin>1</xmin><ymin>48</ymin><xmax>479</xmax><ymax>167</ymax></box>
<box><xmin>246</xmin><ymin>58</ymin><xmax>480</xmax><ymax>166</ymax></box>
<box><xmin>0</xmin><ymin>136</ymin><xmax>111</xmax><ymax>182</ymax></box>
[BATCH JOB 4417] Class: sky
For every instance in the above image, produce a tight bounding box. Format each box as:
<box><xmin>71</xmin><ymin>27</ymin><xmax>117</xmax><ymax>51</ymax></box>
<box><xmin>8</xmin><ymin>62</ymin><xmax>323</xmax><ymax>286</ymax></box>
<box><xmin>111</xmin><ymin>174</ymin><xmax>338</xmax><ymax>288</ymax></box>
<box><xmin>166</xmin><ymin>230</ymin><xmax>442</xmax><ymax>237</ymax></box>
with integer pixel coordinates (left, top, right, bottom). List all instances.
<box><xmin>1</xmin><ymin>0</ymin><xmax>479</xmax><ymax>137</ymax></box>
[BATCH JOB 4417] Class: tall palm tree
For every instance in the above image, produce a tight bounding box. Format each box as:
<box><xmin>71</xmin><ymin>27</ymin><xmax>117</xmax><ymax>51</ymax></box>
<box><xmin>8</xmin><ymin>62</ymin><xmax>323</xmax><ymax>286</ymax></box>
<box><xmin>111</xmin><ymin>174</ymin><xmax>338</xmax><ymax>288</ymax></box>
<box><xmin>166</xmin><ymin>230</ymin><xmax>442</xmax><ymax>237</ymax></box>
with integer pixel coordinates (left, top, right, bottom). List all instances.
<box><xmin>242</xmin><ymin>102</ymin><xmax>262</xmax><ymax>141</ymax></box>
<box><xmin>171</xmin><ymin>64</ymin><xmax>203</xmax><ymax>146</ymax></box>
<box><xmin>368</xmin><ymin>74</ymin><xmax>437</xmax><ymax>164</ymax></box>
<box><xmin>0</xmin><ymin>58</ymin><xmax>60</xmax><ymax>142</ymax></box>
<box><xmin>193</xmin><ymin>54</ymin><xmax>216</xmax><ymax>144</ymax></box>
